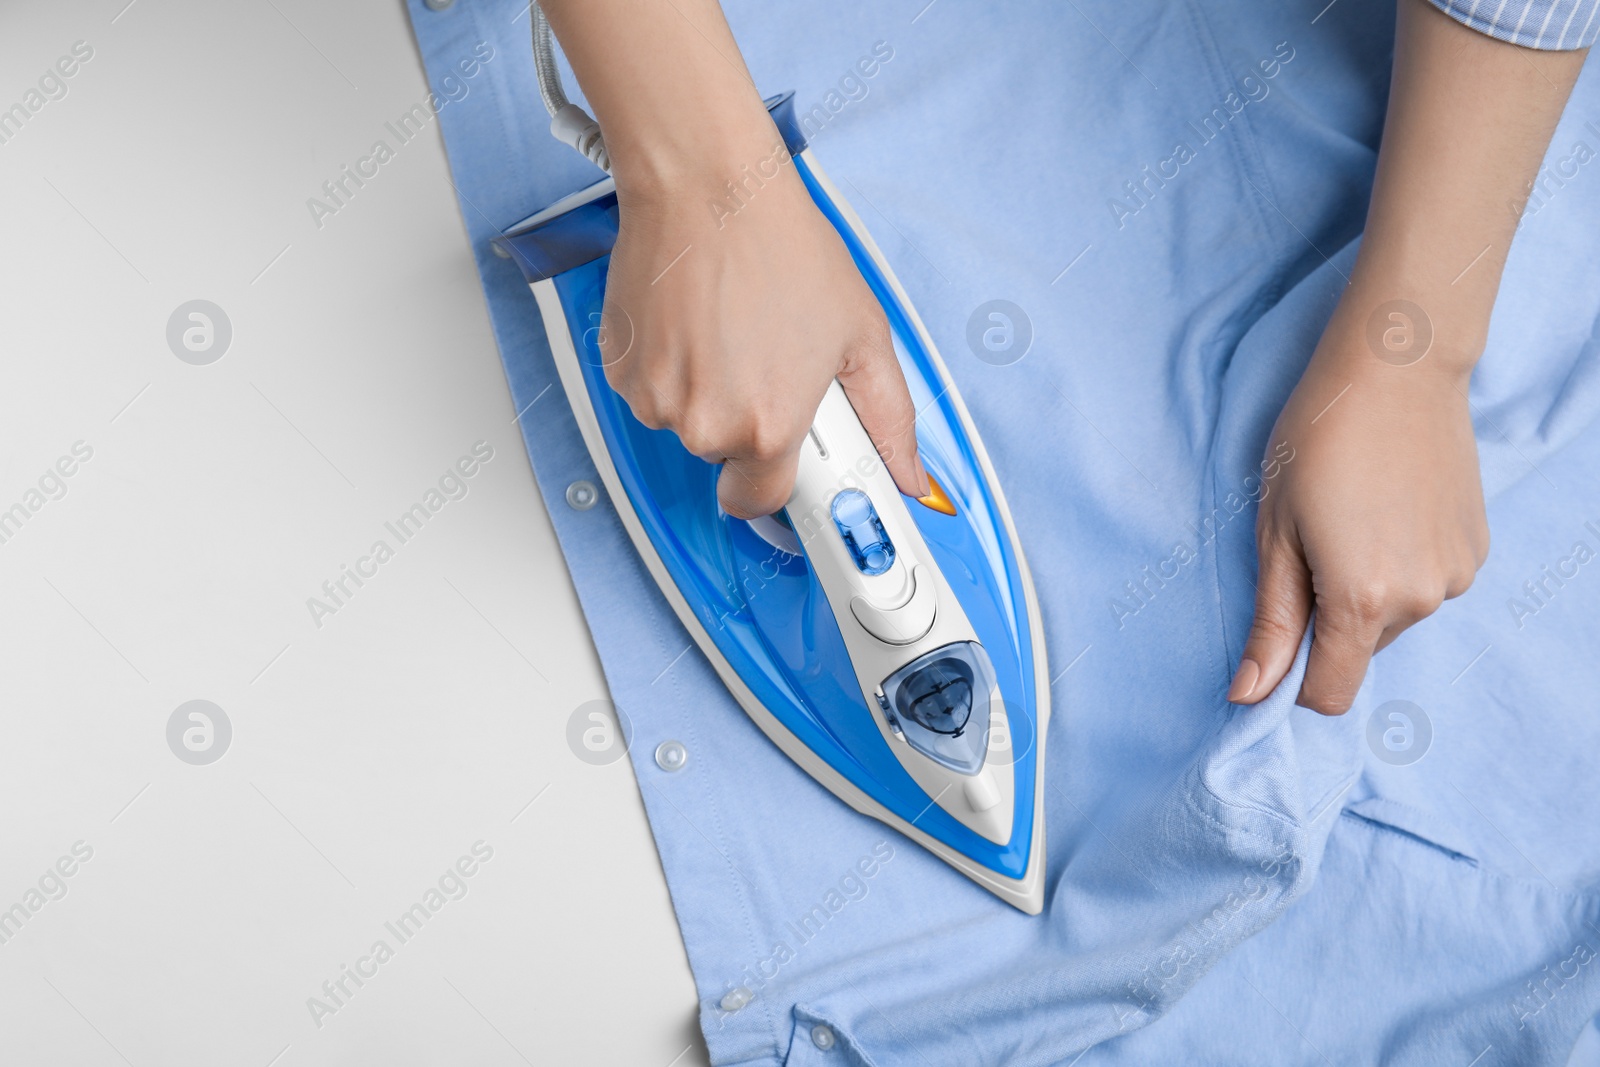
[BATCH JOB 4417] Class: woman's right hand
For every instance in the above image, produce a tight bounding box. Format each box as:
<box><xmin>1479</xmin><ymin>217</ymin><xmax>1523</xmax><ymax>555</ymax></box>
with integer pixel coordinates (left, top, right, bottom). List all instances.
<box><xmin>600</xmin><ymin>135</ymin><xmax>927</xmax><ymax>518</ymax></box>
<box><xmin>538</xmin><ymin>0</ymin><xmax>924</xmax><ymax>520</ymax></box>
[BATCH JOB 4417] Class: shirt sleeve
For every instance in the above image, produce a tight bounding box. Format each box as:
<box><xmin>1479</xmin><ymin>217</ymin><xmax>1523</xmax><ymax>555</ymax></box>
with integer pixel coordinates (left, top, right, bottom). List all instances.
<box><xmin>1427</xmin><ymin>0</ymin><xmax>1600</xmax><ymax>49</ymax></box>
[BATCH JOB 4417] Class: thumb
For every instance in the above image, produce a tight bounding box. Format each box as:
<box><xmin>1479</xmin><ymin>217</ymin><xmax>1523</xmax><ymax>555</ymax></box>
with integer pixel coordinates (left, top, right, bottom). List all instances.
<box><xmin>1229</xmin><ymin>530</ymin><xmax>1313</xmax><ymax>704</ymax></box>
<box><xmin>836</xmin><ymin>323</ymin><xmax>930</xmax><ymax>499</ymax></box>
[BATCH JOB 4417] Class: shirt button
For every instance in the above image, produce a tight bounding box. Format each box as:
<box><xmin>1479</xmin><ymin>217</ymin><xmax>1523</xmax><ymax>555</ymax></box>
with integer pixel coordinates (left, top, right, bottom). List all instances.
<box><xmin>654</xmin><ymin>740</ymin><xmax>688</xmax><ymax>772</ymax></box>
<box><xmin>566</xmin><ymin>480</ymin><xmax>599</xmax><ymax>510</ymax></box>
<box><xmin>719</xmin><ymin>986</ymin><xmax>753</xmax><ymax>1013</ymax></box>
<box><xmin>811</xmin><ymin>1024</ymin><xmax>836</xmax><ymax>1050</ymax></box>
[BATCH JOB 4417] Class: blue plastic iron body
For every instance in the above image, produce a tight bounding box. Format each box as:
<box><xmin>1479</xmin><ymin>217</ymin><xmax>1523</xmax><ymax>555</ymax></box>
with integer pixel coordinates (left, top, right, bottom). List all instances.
<box><xmin>496</xmin><ymin>93</ymin><xmax>1049</xmax><ymax>911</ymax></box>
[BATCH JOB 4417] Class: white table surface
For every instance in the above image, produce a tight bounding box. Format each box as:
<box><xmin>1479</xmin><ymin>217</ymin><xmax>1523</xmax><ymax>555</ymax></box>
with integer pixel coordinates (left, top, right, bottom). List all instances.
<box><xmin>0</xmin><ymin>2</ymin><xmax>707</xmax><ymax>1063</ymax></box>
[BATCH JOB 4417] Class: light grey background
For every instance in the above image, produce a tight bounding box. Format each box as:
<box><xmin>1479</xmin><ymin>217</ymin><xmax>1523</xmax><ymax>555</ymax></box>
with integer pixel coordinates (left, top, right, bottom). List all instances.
<box><xmin>0</xmin><ymin>1</ymin><xmax>706</xmax><ymax>1064</ymax></box>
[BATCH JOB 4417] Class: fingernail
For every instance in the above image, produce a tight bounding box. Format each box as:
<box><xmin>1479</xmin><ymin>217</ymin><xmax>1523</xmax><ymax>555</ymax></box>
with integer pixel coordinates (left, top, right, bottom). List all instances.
<box><xmin>1227</xmin><ymin>657</ymin><xmax>1261</xmax><ymax>703</ymax></box>
<box><xmin>916</xmin><ymin>473</ymin><xmax>957</xmax><ymax>516</ymax></box>
<box><xmin>913</xmin><ymin>455</ymin><xmax>931</xmax><ymax>498</ymax></box>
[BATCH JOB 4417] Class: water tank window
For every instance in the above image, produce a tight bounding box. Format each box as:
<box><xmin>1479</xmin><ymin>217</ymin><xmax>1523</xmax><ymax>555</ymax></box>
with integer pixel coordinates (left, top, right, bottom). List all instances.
<box><xmin>831</xmin><ymin>489</ymin><xmax>895</xmax><ymax>576</ymax></box>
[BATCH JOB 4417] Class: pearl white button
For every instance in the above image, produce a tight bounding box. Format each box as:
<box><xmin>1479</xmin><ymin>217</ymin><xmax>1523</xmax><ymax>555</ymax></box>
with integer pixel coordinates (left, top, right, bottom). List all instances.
<box><xmin>566</xmin><ymin>480</ymin><xmax>598</xmax><ymax>510</ymax></box>
<box><xmin>719</xmin><ymin>986</ymin><xmax>752</xmax><ymax>1012</ymax></box>
<box><xmin>654</xmin><ymin>740</ymin><xmax>688</xmax><ymax>772</ymax></box>
<box><xmin>811</xmin><ymin>1024</ymin><xmax>836</xmax><ymax>1050</ymax></box>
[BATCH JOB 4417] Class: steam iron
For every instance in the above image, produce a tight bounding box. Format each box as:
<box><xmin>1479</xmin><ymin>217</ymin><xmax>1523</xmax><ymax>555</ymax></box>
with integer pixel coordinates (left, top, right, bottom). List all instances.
<box><xmin>497</xmin><ymin>30</ymin><xmax>1049</xmax><ymax>912</ymax></box>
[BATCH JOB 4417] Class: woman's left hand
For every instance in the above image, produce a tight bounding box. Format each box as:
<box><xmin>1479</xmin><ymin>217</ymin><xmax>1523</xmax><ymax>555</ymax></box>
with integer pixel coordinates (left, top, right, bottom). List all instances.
<box><xmin>1227</xmin><ymin>288</ymin><xmax>1489</xmax><ymax>714</ymax></box>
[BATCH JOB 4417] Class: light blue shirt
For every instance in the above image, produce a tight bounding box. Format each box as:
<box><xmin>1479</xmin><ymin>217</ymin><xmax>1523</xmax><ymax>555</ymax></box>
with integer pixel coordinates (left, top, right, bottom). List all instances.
<box><xmin>409</xmin><ymin>1</ymin><xmax>1600</xmax><ymax>1063</ymax></box>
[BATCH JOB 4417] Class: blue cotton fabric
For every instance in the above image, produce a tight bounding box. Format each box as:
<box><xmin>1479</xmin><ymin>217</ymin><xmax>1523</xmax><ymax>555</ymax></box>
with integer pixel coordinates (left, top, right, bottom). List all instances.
<box><xmin>406</xmin><ymin>2</ymin><xmax>1600</xmax><ymax>1063</ymax></box>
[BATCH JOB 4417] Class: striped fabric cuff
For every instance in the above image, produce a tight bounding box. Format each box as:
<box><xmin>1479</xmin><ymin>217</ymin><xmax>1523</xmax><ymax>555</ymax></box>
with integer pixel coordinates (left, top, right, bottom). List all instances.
<box><xmin>1429</xmin><ymin>0</ymin><xmax>1600</xmax><ymax>49</ymax></box>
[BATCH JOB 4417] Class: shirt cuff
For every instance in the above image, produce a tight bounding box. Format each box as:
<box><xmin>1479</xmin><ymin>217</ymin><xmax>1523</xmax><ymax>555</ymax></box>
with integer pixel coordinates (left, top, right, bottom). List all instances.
<box><xmin>1426</xmin><ymin>0</ymin><xmax>1600</xmax><ymax>49</ymax></box>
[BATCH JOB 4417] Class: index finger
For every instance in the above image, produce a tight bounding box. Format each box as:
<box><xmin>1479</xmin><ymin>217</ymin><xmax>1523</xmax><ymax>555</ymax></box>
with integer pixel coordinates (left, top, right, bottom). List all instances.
<box><xmin>717</xmin><ymin>445</ymin><xmax>804</xmax><ymax>520</ymax></box>
<box><xmin>1297</xmin><ymin>605</ymin><xmax>1382</xmax><ymax>715</ymax></box>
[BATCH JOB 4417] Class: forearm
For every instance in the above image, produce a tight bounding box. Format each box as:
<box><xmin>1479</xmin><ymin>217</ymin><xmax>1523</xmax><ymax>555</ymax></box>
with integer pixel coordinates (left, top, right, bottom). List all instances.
<box><xmin>538</xmin><ymin>0</ymin><xmax>777</xmax><ymax>195</ymax></box>
<box><xmin>1344</xmin><ymin>0</ymin><xmax>1586</xmax><ymax>376</ymax></box>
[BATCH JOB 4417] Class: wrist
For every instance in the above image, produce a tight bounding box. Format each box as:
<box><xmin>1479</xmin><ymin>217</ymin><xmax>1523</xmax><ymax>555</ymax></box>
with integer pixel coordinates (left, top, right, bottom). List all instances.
<box><xmin>1333</xmin><ymin>256</ymin><xmax>1494</xmax><ymax>380</ymax></box>
<box><xmin>539</xmin><ymin>0</ymin><xmax>783</xmax><ymax>203</ymax></box>
<box><xmin>606</xmin><ymin>95</ymin><xmax>785</xmax><ymax>203</ymax></box>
